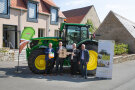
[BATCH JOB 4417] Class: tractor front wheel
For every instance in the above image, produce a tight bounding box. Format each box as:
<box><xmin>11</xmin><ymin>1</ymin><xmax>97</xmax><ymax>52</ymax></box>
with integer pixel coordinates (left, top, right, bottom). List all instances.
<box><xmin>85</xmin><ymin>44</ymin><xmax>98</xmax><ymax>75</ymax></box>
<box><xmin>28</xmin><ymin>49</ymin><xmax>46</xmax><ymax>74</ymax></box>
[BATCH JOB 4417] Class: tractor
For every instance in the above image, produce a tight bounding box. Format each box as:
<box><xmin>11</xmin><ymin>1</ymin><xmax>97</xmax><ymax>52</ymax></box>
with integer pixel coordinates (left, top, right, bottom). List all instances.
<box><xmin>26</xmin><ymin>22</ymin><xmax>98</xmax><ymax>74</ymax></box>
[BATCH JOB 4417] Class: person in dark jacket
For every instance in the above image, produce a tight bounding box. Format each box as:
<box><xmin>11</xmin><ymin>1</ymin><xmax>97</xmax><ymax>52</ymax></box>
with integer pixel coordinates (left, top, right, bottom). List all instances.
<box><xmin>55</xmin><ymin>42</ymin><xmax>65</xmax><ymax>75</ymax></box>
<box><xmin>79</xmin><ymin>44</ymin><xmax>89</xmax><ymax>79</ymax></box>
<box><xmin>44</xmin><ymin>43</ymin><xmax>55</xmax><ymax>76</ymax></box>
<box><xmin>70</xmin><ymin>43</ymin><xmax>79</xmax><ymax>76</ymax></box>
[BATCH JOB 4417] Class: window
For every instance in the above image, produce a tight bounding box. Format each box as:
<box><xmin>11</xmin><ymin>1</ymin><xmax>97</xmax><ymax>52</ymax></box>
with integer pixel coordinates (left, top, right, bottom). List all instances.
<box><xmin>65</xmin><ymin>26</ymin><xmax>89</xmax><ymax>45</ymax></box>
<box><xmin>81</xmin><ymin>27</ymin><xmax>88</xmax><ymax>40</ymax></box>
<box><xmin>51</xmin><ymin>7</ymin><xmax>58</xmax><ymax>25</ymax></box>
<box><xmin>54</xmin><ymin>30</ymin><xmax>59</xmax><ymax>37</ymax></box>
<box><xmin>38</xmin><ymin>29</ymin><xmax>45</xmax><ymax>37</ymax></box>
<box><xmin>0</xmin><ymin>0</ymin><xmax>10</xmax><ymax>18</ymax></box>
<box><xmin>0</xmin><ymin>0</ymin><xmax>7</xmax><ymax>14</ymax></box>
<box><xmin>52</xmin><ymin>9</ymin><xmax>57</xmax><ymax>21</ymax></box>
<box><xmin>27</xmin><ymin>2</ymin><xmax>38</xmax><ymax>22</ymax></box>
<box><xmin>29</xmin><ymin>3</ymin><xmax>37</xmax><ymax>19</ymax></box>
<box><xmin>66</xmin><ymin>26</ymin><xmax>80</xmax><ymax>44</ymax></box>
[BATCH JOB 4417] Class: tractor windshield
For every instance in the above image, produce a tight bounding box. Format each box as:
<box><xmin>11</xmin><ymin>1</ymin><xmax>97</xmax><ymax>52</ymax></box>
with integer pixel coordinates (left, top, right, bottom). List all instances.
<box><xmin>66</xmin><ymin>26</ymin><xmax>80</xmax><ymax>44</ymax></box>
<box><xmin>66</xmin><ymin>26</ymin><xmax>88</xmax><ymax>45</ymax></box>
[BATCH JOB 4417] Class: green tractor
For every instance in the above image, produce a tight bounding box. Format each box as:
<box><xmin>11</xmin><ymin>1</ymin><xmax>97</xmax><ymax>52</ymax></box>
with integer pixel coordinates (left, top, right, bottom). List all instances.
<box><xmin>26</xmin><ymin>23</ymin><xmax>98</xmax><ymax>74</ymax></box>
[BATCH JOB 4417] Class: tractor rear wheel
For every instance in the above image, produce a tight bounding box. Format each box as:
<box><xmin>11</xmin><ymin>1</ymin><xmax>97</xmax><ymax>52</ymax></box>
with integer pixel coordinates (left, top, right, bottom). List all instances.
<box><xmin>85</xmin><ymin>44</ymin><xmax>98</xmax><ymax>75</ymax></box>
<box><xmin>28</xmin><ymin>49</ymin><xmax>46</xmax><ymax>74</ymax></box>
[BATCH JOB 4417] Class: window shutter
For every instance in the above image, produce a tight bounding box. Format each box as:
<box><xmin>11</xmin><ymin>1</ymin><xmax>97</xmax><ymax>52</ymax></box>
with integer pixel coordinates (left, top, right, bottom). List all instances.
<box><xmin>0</xmin><ymin>0</ymin><xmax>7</xmax><ymax>14</ymax></box>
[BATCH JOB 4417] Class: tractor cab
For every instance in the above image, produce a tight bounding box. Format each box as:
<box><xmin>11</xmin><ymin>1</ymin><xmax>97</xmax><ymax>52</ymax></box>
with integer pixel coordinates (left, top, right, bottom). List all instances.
<box><xmin>59</xmin><ymin>23</ymin><xmax>90</xmax><ymax>49</ymax></box>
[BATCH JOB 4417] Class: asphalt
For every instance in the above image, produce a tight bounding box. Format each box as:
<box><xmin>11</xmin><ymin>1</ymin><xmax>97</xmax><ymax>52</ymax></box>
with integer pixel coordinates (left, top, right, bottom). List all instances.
<box><xmin>0</xmin><ymin>60</ymin><xmax>135</xmax><ymax>90</ymax></box>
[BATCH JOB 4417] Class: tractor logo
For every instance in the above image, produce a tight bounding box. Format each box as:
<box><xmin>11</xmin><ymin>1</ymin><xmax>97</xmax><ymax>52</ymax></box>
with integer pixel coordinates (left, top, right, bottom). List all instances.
<box><xmin>26</xmin><ymin>33</ymin><xmax>31</xmax><ymax>35</ymax></box>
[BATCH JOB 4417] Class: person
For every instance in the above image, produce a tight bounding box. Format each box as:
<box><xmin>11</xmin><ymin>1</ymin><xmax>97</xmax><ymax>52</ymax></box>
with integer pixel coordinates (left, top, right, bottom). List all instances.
<box><xmin>70</xmin><ymin>43</ymin><xmax>79</xmax><ymax>77</ymax></box>
<box><xmin>44</xmin><ymin>43</ymin><xmax>55</xmax><ymax>76</ymax></box>
<box><xmin>79</xmin><ymin>44</ymin><xmax>89</xmax><ymax>79</ymax></box>
<box><xmin>55</xmin><ymin>42</ymin><xmax>65</xmax><ymax>75</ymax></box>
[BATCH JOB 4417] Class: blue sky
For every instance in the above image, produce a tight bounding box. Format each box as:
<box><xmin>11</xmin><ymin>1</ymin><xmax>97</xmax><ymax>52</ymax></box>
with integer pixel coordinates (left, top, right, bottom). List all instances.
<box><xmin>53</xmin><ymin>0</ymin><xmax>135</xmax><ymax>22</ymax></box>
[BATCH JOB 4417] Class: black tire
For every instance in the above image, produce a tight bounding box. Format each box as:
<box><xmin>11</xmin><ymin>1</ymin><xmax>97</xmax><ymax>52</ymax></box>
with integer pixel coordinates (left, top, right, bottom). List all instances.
<box><xmin>85</xmin><ymin>44</ymin><xmax>98</xmax><ymax>52</ymax></box>
<box><xmin>28</xmin><ymin>49</ymin><xmax>45</xmax><ymax>74</ymax></box>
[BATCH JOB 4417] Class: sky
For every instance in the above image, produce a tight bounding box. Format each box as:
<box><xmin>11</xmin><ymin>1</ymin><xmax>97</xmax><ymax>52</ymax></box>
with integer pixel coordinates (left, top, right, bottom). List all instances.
<box><xmin>53</xmin><ymin>0</ymin><xmax>135</xmax><ymax>22</ymax></box>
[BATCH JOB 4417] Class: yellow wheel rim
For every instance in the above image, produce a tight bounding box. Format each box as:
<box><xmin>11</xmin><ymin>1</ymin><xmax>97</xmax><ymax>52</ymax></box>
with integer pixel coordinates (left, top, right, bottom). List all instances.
<box><xmin>87</xmin><ymin>50</ymin><xmax>98</xmax><ymax>70</ymax></box>
<box><xmin>35</xmin><ymin>55</ymin><xmax>46</xmax><ymax>70</ymax></box>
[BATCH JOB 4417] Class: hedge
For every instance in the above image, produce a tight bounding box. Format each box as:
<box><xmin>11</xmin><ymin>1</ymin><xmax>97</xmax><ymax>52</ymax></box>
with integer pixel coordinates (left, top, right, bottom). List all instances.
<box><xmin>114</xmin><ymin>43</ymin><xmax>128</xmax><ymax>55</ymax></box>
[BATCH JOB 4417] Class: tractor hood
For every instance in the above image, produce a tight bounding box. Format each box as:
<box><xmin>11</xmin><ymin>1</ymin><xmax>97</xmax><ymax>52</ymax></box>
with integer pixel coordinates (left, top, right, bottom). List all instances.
<box><xmin>31</xmin><ymin>37</ymin><xmax>62</xmax><ymax>41</ymax></box>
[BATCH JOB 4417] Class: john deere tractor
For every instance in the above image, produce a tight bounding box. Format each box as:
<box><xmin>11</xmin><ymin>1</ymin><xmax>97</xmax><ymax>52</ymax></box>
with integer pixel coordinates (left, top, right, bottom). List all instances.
<box><xmin>26</xmin><ymin>23</ymin><xmax>98</xmax><ymax>74</ymax></box>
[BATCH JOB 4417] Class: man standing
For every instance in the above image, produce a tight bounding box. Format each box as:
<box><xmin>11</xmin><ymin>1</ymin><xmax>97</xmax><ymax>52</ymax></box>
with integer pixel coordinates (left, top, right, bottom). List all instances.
<box><xmin>55</xmin><ymin>42</ymin><xmax>65</xmax><ymax>75</ymax></box>
<box><xmin>79</xmin><ymin>44</ymin><xmax>89</xmax><ymax>79</ymax></box>
<box><xmin>70</xmin><ymin>43</ymin><xmax>79</xmax><ymax>77</ymax></box>
<box><xmin>44</xmin><ymin>43</ymin><xmax>55</xmax><ymax>76</ymax></box>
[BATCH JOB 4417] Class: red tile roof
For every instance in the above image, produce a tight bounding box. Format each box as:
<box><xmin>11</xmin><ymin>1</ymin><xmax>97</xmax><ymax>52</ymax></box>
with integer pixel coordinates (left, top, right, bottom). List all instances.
<box><xmin>59</xmin><ymin>11</ymin><xmax>66</xmax><ymax>18</ymax></box>
<box><xmin>10</xmin><ymin>0</ymin><xmax>65</xmax><ymax>18</ymax></box>
<box><xmin>63</xmin><ymin>6</ymin><xmax>93</xmax><ymax>23</ymax></box>
<box><xmin>11</xmin><ymin>0</ymin><xmax>27</xmax><ymax>10</ymax></box>
<box><xmin>43</xmin><ymin>0</ymin><xmax>57</xmax><ymax>7</ymax></box>
<box><xmin>38</xmin><ymin>0</ymin><xmax>50</xmax><ymax>14</ymax></box>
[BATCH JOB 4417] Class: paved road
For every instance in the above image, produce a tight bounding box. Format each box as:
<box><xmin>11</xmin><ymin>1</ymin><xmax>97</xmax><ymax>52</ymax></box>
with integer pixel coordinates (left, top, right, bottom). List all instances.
<box><xmin>0</xmin><ymin>60</ymin><xmax>135</xmax><ymax>90</ymax></box>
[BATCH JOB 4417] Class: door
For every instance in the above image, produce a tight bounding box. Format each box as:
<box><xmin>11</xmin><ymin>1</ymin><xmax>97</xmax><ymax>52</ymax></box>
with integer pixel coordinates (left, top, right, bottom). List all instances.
<box><xmin>3</xmin><ymin>25</ymin><xmax>18</xmax><ymax>49</ymax></box>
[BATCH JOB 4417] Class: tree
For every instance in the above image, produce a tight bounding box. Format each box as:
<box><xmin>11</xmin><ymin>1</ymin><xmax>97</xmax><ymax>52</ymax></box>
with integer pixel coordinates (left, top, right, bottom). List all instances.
<box><xmin>86</xmin><ymin>19</ymin><xmax>97</xmax><ymax>34</ymax></box>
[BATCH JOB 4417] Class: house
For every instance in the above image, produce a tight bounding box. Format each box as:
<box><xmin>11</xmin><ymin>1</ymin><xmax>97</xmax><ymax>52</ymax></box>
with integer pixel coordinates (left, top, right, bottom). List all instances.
<box><xmin>63</xmin><ymin>5</ymin><xmax>100</xmax><ymax>29</ymax></box>
<box><xmin>0</xmin><ymin>0</ymin><xmax>65</xmax><ymax>49</ymax></box>
<box><xmin>95</xmin><ymin>11</ymin><xmax>135</xmax><ymax>53</ymax></box>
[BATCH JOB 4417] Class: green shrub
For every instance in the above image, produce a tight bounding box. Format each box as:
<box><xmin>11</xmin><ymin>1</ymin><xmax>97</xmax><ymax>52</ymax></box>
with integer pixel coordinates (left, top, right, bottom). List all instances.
<box><xmin>114</xmin><ymin>43</ymin><xmax>128</xmax><ymax>55</ymax></box>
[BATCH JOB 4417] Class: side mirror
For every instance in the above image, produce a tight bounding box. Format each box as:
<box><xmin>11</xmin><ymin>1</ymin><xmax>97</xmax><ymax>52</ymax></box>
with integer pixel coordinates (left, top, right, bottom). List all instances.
<box><xmin>89</xmin><ymin>33</ymin><xmax>101</xmax><ymax>40</ymax></box>
<box><xmin>95</xmin><ymin>34</ymin><xmax>101</xmax><ymax>36</ymax></box>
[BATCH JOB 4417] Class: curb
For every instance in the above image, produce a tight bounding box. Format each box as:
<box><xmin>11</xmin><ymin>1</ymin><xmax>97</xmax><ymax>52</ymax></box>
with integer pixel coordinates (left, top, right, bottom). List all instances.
<box><xmin>113</xmin><ymin>54</ymin><xmax>135</xmax><ymax>64</ymax></box>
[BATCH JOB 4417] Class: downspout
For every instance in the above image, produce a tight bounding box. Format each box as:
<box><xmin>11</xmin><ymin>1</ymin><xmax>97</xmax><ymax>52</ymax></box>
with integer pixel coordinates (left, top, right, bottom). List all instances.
<box><xmin>18</xmin><ymin>9</ymin><xmax>22</xmax><ymax>48</ymax></box>
<box><xmin>46</xmin><ymin>15</ymin><xmax>50</xmax><ymax>37</ymax></box>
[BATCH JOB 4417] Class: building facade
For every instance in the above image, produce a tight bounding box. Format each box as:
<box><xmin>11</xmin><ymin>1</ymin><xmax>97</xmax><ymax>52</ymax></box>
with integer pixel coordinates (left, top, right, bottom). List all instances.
<box><xmin>0</xmin><ymin>0</ymin><xmax>65</xmax><ymax>49</ymax></box>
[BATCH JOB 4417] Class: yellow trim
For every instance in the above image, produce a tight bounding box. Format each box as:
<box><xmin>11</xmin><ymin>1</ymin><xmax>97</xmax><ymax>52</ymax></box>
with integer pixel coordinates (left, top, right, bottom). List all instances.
<box><xmin>87</xmin><ymin>50</ymin><xmax>98</xmax><ymax>70</ymax></box>
<box><xmin>35</xmin><ymin>55</ymin><xmax>46</xmax><ymax>70</ymax></box>
<box><xmin>37</xmin><ymin>39</ymin><xmax>62</xmax><ymax>41</ymax></box>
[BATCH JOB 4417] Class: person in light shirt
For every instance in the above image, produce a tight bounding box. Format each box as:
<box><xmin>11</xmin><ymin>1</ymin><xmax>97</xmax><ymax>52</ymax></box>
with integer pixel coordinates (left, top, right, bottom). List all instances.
<box><xmin>79</xmin><ymin>44</ymin><xmax>89</xmax><ymax>79</ymax></box>
<box><xmin>44</xmin><ymin>43</ymin><xmax>55</xmax><ymax>76</ymax></box>
<box><xmin>55</xmin><ymin>42</ymin><xmax>65</xmax><ymax>75</ymax></box>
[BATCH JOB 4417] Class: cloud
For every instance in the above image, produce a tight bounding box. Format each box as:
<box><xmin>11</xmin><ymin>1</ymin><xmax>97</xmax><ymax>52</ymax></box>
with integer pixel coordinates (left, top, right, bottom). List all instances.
<box><xmin>106</xmin><ymin>4</ymin><xmax>120</xmax><ymax>9</ymax></box>
<box><xmin>104</xmin><ymin>4</ymin><xmax>135</xmax><ymax>22</ymax></box>
<box><xmin>65</xmin><ymin>0</ymin><xmax>90</xmax><ymax>6</ymax></box>
<box><xmin>60</xmin><ymin>0</ymin><xmax>91</xmax><ymax>11</ymax></box>
<box><xmin>55</xmin><ymin>0</ymin><xmax>135</xmax><ymax>22</ymax></box>
<box><xmin>105</xmin><ymin>4</ymin><xmax>135</xmax><ymax>12</ymax></box>
<box><xmin>104</xmin><ymin>4</ymin><xmax>128</xmax><ymax>15</ymax></box>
